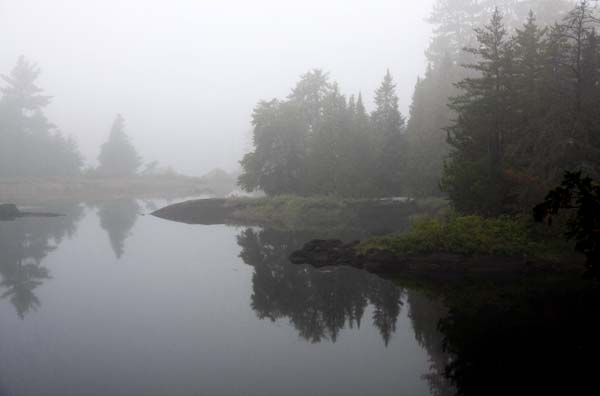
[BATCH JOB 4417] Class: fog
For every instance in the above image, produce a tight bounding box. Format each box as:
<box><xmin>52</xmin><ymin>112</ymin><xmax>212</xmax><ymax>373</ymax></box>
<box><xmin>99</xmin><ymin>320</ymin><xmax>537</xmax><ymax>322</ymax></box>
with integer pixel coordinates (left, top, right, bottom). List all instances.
<box><xmin>0</xmin><ymin>0</ymin><xmax>434</xmax><ymax>175</ymax></box>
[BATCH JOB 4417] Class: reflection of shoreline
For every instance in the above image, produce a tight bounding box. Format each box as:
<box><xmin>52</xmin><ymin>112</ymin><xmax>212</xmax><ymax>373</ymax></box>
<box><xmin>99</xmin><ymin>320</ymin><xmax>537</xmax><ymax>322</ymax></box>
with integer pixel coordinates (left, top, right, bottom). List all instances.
<box><xmin>237</xmin><ymin>227</ymin><xmax>403</xmax><ymax>345</ymax></box>
<box><xmin>0</xmin><ymin>203</ymin><xmax>83</xmax><ymax>319</ymax></box>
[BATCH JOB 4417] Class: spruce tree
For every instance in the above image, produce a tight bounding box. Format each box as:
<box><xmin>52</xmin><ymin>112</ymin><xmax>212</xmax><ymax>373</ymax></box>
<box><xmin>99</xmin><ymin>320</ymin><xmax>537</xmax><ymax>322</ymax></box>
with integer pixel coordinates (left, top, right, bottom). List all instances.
<box><xmin>0</xmin><ymin>56</ymin><xmax>82</xmax><ymax>177</ymax></box>
<box><xmin>505</xmin><ymin>11</ymin><xmax>547</xmax><ymax>201</ymax></box>
<box><xmin>371</xmin><ymin>70</ymin><xmax>405</xmax><ymax>196</ymax></box>
<box><xmin>443</xmin><ymin>8</ymin><xmax>515</xmax><ymax>214</ymax></box>
<box><xmin>97</xmin><ymin>114</ymin><xmax>141</xmax><ymax>177</ymax></box>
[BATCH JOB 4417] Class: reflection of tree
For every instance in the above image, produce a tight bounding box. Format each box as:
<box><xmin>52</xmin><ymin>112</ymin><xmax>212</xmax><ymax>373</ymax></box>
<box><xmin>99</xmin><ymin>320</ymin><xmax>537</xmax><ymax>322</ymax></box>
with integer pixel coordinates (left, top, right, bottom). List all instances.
<box><xmin>237</xmin><ymin>228</ymin><xmax>403</xmax><ymax>345</ymax></box>
<box><xmin>411</xmin><ymin>278</ymin><xmax>600</xmax><ymax>396</ymax></box>
<box><xmin>97</xmin><ymin>199</ymin><xmax>140</xmax><ymax>259</ymax></box>
<box><xmin>0</xmin><ymin>203</ymin><xmax>83</xmax><ymax>318</ymax></box>
<box><xmin>0</xmin><ymin>260</ymin><xmax>50</xmax><ymax>319</ymax></box>
<box><xmin>406</xmin><ymin>289</ymin><xmax>454</xmax><ymax>396</ymax></box>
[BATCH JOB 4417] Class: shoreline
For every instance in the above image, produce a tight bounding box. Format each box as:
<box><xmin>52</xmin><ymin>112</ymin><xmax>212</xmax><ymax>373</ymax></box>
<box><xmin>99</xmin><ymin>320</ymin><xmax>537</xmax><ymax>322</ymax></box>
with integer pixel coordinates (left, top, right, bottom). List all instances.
<box><xmin>0</xmin><ymin>176</ymin><xmax>215</xmax><ymax>204</ymax></box>
<box><xmin>288</xmin><ymin>239</ymin><xmax>583</xmax><ymax>278</ymax></box>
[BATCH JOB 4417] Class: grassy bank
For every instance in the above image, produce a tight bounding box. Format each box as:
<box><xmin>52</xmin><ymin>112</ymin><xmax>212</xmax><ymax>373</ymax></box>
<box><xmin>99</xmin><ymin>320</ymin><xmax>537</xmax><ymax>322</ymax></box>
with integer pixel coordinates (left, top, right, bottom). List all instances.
<box><xmin>358</xmin><ymin>214</ymin><xmax>574</xmax><ymax>261</ymax></box>
<box><xmin>227</xmin><ymin>195</ymin><xmax>360</xmax><ymax>229</ymax></box>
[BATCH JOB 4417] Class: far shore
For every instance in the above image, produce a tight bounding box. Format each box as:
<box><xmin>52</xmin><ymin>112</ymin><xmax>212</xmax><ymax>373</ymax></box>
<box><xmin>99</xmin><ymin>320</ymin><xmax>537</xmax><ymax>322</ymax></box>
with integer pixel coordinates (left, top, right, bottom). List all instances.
<box><xmin>0</xmin><ymin>175</ymin><xmax>232</xmax><ymax>204</ymax></box>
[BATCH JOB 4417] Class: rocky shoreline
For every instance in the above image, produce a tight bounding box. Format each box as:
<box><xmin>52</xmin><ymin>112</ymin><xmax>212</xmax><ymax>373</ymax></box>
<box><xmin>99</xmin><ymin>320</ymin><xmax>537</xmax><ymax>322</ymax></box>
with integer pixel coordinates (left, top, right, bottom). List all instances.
<box><xmin>0</xmin><ymin>203</ymin><xmax>62</xmax><ymax>221</ymax></box>
<box><xmin>289</xmin><ymin>239</ymin><xmax>578</xmax><ymax>278</ymax></box>
<box><xmin>151</xmin><ymin>197</ymin><xmax>417</xmax><ymax>231</ymax></box>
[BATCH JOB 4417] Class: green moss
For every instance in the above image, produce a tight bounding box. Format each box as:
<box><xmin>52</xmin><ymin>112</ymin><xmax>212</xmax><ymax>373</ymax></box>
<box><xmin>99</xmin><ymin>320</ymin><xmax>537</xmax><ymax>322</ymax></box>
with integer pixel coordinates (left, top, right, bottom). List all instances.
<box><xmin>357</xmin><ymin>214</ymin><xmax>570</xmax><ymax>259</ymax></box>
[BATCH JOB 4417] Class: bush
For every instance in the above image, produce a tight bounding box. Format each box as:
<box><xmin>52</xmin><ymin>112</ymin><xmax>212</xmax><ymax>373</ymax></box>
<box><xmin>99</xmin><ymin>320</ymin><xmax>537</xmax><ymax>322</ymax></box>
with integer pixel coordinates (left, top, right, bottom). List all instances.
<box><xmin>358</xmin><ymin>214</ymin><xmax>558</xmax><ymax>258</ymax></box>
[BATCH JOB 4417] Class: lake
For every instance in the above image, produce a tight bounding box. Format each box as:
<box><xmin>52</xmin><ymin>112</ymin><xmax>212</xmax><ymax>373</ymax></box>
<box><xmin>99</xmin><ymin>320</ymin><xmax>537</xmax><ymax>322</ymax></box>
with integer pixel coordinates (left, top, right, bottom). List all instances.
<box><xmin>0</xmin><ymin>198</ymin><xmax>450</xmax><ymax>396</ymax></box>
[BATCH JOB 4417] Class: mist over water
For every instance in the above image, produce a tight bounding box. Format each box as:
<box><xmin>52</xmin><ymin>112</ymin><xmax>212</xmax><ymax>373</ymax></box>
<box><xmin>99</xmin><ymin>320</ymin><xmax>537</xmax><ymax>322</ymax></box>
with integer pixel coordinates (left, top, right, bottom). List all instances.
<box><xmin>0</xmin><ymin>199</ymin><xmax>440</xmax><ymax>396</ymax></box>
<box><xmin>1</xmin><ymin>1</ymin><xmax>599</xmax><ymax>395</ymax></box>
<box><xmin>0</xmin><ymin>0</ymin><xmax>433</xmax><ymax>175</ymax></box>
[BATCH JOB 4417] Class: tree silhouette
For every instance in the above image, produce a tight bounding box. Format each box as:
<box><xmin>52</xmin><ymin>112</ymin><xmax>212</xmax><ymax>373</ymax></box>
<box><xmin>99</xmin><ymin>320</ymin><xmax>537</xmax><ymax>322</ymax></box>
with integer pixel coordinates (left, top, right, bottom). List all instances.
<box><xmin>97</xmin><ymin>114</ymin><xmax>141</xmax><ymax>176</ymax></box>
<box><xmin>0</xmin><ymin>56</ymin><xmax>82</xmax><ymax>177</ymax></box>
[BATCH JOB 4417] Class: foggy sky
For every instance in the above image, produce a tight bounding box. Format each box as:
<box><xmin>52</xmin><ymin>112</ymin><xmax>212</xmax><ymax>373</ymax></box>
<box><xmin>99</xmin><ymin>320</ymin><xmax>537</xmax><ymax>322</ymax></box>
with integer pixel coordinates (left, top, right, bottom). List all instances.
<box><xmin>0</xmin><ymin>0</ymin><xmax>434</xmax><ymax>175</ymax></box>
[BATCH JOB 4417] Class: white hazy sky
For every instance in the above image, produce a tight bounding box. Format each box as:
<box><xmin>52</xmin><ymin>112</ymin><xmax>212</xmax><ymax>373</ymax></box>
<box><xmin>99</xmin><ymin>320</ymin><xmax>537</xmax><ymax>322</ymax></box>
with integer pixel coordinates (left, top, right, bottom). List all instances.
<box><xmin>0</xmin><ymin>0</ymin><xmax>435</xmax><ymax>175</ymax></box>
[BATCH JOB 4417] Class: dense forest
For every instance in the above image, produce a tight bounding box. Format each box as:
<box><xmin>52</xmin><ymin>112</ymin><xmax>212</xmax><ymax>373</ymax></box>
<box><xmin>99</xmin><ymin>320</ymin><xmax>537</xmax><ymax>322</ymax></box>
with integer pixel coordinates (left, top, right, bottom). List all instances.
<box><xmin>239</xmin><ymin>0</ymin><xmax>599</xmax><ymax>217</ymax></box>
<box><xmin>238</xmin><ymin>69</ymin><xmax>405</xmax><ymax>197</ymax></box>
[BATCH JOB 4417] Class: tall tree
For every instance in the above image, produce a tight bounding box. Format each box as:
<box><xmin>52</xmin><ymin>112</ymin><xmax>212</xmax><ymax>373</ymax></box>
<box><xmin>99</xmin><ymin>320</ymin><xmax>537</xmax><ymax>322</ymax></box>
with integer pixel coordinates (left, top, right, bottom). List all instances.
<box><xmin>238</xmin><ymin>99</ymin><xmax>308</xmax><ymax>195</ymax></box>
<box><xmin>404</xmin><ymin>0</ymin><xmax>572</xmax><ymax>199</ymax></box>
<box><xmin>0</xmin><ymin>56</ymin><xmax>82</xmax><ymax>177</ymax></box>
<box><xmin>97</xmin><ymin>114</ymin><xmax>141</xmax><ymax>177</ymax></box>
<box><xmin>371</xmin><ymin>70</ymin><xmax>405</xmax><ymax>196</ymax></box>
<box><xmin>442</xmin><ymin>8</ymin><xmax>516</xmax><ymax>214</ymax></box>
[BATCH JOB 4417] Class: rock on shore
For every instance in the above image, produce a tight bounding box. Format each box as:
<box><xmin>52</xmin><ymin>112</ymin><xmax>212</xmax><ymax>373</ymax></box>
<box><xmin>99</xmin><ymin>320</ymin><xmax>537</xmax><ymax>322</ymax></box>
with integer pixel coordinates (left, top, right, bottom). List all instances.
<box><xmin>0</xmin><ymin>203</ymin><xmax>62</xmax><ymax>221</ymax></box>
<box><xmin>289</xmin><ymin>239</ymin><xmax>562</xmax><ymax>277</ymax></box>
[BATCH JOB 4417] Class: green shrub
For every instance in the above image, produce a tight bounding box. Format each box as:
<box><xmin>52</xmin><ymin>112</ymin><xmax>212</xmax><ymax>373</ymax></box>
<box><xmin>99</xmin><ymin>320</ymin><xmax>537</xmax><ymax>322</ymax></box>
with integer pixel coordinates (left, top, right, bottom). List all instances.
<box><xmin>358</xmin><ymin>214</ymin><xmax>561</xmax><ymax>258</ymax></box>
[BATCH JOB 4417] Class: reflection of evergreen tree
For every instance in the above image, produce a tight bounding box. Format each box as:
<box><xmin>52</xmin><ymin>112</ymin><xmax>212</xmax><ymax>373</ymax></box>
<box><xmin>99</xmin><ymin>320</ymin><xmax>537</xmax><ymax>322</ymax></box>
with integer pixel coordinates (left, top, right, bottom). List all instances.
<box><xmin>412</xmin><ymin>277</ymin><xmax>600</xmax><ymax>396</ymax></box>
<box><xmin>0</xmin><ymin>260</ymin><xmax>49</xmax><ymax>318</ymax></box>
<box><xmin>97</xmin><ymin>200</ymin><xmax>140</xmax><ymax>259</ymax></box>
<box><xmin>237</xmin><ymin>228</ymin><xmax>403</xmax><ymax>345</ymax></box>
<box><xmin>406</xmin><ymin>289</ymin><xmax>454</xmax><ymax>396</ymax></box>
<box><xmin>0</xmin><ymin>203</ymin><xmax>83</xmax><ymax>318</ymax></box>
<box><xmin>368</xmin><ymin>279</ymin><xmax>402</xmax><ymax>346</ymax></box>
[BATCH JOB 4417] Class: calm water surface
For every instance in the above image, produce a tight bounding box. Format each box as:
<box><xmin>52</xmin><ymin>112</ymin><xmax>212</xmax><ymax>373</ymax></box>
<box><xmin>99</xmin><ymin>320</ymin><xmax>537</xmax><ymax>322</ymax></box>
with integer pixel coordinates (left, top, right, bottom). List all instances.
<box><xmin>0</xmin><ymin>198</ymin><xmax>448</xmax><ymax>396</ymax></box>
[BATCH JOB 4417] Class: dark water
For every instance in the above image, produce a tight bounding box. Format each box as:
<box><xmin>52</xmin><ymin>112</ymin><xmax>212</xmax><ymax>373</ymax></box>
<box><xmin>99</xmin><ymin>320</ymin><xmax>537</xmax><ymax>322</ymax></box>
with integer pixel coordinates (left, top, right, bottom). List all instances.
<box><xmin>0</xmin><ymin>199</ymin><xmax>450</xmax><ymax>396</ymax></box>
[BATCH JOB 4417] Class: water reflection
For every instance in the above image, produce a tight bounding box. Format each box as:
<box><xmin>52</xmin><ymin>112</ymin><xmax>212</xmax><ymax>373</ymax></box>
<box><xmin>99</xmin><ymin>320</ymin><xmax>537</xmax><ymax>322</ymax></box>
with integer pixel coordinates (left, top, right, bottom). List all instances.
<box><xmin>406</xmin><ymin>289</ymin><xmax>454</xmax><ymax>396</ymax></box>
<box><xmin>391</xmin><ymin>275</ymin><xmax>600</xmax><ymax>396</ymax></box>
<box><xmin>97</xmin><ymin>199</ymin><xmax>140</xmax><ymax>259</ymax></box>
<box><xmin>237</xmin><ymin>227</ymin><xmax>403</xmax><ymax>345</ymax></box>
<box><xmin>0</xmin><ymin>203</ymin><xmax>83</xmax><ymax>318</ymax></box>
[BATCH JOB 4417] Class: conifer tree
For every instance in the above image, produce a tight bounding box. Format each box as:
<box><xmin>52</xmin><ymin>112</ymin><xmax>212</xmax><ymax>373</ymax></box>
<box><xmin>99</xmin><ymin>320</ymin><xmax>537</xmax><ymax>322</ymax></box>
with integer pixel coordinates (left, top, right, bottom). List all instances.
<box><xmin>371</xmin><ymin>70</ymin><xmax>405</xmax><ymax>196</ymax></box>
<box><xmin>97</xmin><ymin>114</ymin><xmax>141</xmax><ymax>177</ymax></box>
<box><xmin>0</xmin><ymin>56</ymin><xmax>82</xmax><ymax>177</ymax></box>
<box><xmin>443</xmin><ymin>8</ymin><xmax>516</xmax><ymax>214</ymax></box>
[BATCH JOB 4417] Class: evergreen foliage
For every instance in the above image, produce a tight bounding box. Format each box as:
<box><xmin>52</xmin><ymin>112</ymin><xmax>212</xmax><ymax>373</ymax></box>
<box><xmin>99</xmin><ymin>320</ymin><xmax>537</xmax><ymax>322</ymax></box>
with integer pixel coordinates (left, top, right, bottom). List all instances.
<box><xmin>443</xmin><ymin>2</ymin><xmax>600</xmax><ymax>214</ymax></box>
<box><xmin>97</xmin><ymin>114</ymin><xmax>141</xmax><ymax>176</ymax></box>
<box><xmin>239</xmin><ymin>69</ymin><xmax>406</xmax><ymax>197</ymax></box>
<box><xmin>405</xmin><ymin>0</ymin><xmax>572</xmax><ymax>197</ymax></box>
<box><xmin>0</xmin><ymin>56</ymin><xmax>82</xmax><ymax>177</ymax></box>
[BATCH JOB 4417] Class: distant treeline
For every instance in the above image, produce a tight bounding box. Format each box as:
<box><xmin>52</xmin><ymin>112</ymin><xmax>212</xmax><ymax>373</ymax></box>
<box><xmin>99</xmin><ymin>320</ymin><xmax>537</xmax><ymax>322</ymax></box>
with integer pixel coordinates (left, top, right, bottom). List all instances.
<box><xmin>239</xmin><ymin>0</ymin><xmax>600</xmax><ymax>216</ymax></box>
<box><xmin>0</xmin><ymin>57</ymin><xmax>141</xmax><ymax>178</ymax></box>
<box><xmin>239</xmin><ymin>69</ymin><xmax>406</xmax><ymax>197</ymax></box>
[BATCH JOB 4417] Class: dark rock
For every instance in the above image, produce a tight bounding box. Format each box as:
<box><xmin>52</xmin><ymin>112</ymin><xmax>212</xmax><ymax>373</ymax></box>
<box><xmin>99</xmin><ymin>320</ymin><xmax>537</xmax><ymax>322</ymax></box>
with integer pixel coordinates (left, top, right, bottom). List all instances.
<box><xmin>289</xmin><ymin>238</ymin><xmax>568</xmax><ymax>278</ymax></box>
<box><xmin>0</xmin><ymin>204</ymin><xmax>62</xmax><ymax>221</ymax></box>
<box><xmin>0</xmin><ymin>203</ymin><xmax>20</xmax><ymax>220</ymax></box>
<box><xmin>152</xmin><ymin>198</ymin><xmax>233</xmax><ymax>224</ymax></box>
<box><xmin>289</xmin><ymin>239</ymin><xmax>361</xmax><ymax>268</ymax></box>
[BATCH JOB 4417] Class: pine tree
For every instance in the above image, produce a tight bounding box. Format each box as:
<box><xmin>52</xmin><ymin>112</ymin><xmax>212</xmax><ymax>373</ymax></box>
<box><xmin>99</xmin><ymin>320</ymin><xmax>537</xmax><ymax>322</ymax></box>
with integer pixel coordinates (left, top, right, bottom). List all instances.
<box><xmin>0</xmin><ymin>56</ymin><xmax>82</xmax><ymax>177</ymax></box>
<box><xmin>306</xmin><ymin>83</ymin><xmax>348</xmax><ymax>194</ymax></box>
<box><xmin>443</xmin><ymin>8</ymin><xmax>516</xmax><ymax>214</ymax></box>
<box><xmin>372</xmin><ymin>70</ymin><xmax>405</xmax><ymax>196</ymax></box>
<box><xmin>97</xmin><ymin>114</ymin><xmax>141</xmax><ymax>177</ymax></box>
<box><xmin>503</xmin><ymin>11</ymin><xmax>547</xmax><ymax>201</ymax></box>
<box><xmin>347</xmin><ymin>92</ymin><xmax>377</xmax><ymax>196</ymax></box>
